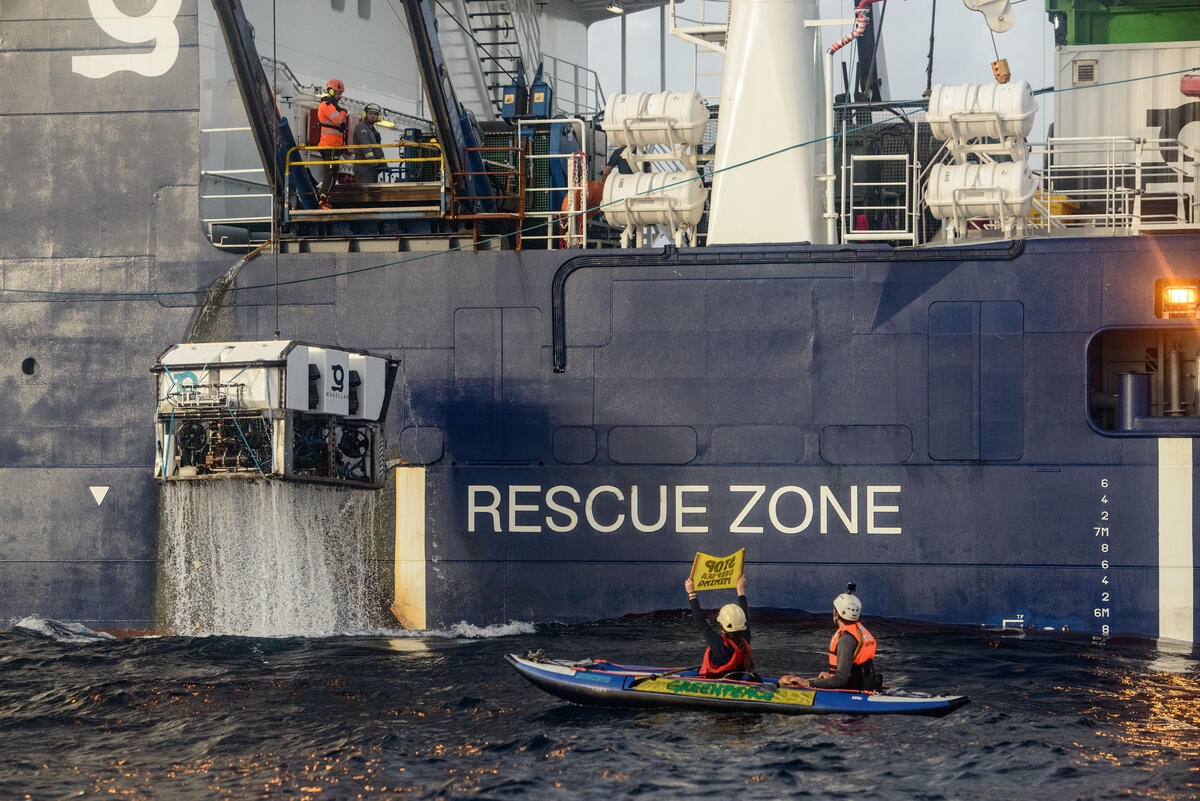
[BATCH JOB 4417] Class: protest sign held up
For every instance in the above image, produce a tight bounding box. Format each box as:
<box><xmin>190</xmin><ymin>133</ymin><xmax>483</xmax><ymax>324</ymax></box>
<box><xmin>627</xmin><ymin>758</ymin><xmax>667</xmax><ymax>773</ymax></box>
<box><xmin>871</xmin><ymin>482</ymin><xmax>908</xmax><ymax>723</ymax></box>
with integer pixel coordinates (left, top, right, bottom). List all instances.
<box><xmin>689</xmin><ymin>548</ymin><xmax>745</xmax><ymax>591</ymax></box>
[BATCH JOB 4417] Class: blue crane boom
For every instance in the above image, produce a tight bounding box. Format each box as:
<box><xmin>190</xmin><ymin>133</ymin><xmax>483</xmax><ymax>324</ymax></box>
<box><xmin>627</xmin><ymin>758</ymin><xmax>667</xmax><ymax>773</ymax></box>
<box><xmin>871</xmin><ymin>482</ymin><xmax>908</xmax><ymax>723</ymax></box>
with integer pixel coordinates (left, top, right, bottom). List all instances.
<box><xmin>399</xmin><ymin>0</ymin><xmax>496</xmax><ymax>215</ymax></box>
<box><xmin>210</xmin><ymin>0</ymin><xmax>320</xmax><ymax>210</ymax></box>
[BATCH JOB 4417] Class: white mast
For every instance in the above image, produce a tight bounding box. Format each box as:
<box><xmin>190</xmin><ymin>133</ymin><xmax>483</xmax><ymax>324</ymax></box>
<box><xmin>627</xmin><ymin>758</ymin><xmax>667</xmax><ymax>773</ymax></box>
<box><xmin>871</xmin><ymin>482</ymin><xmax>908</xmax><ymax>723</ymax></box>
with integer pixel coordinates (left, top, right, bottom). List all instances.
<box><xmin>706</xmin><ymin>0</ymin><xmax>827</xmax><ymax>245</ymax></box>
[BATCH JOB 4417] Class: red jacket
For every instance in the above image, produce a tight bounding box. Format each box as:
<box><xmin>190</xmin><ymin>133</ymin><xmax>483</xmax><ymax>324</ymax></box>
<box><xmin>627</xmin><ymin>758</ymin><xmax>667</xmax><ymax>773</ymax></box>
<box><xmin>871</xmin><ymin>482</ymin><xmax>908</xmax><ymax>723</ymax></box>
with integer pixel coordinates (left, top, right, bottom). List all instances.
<box><xmin>700</xmin><ymin>632</ymin><xmax>751</xmax><ymax>677</ymax></box>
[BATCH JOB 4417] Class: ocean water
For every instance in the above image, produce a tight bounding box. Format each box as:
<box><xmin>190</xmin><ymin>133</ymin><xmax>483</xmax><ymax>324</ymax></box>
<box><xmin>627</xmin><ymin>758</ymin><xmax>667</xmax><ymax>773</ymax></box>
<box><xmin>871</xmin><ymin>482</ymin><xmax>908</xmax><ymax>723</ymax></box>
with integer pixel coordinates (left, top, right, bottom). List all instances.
<box><xmin>1</xmin><ymin>613</ymin><xmax>1196</xmax><ymax>800</ymax></box>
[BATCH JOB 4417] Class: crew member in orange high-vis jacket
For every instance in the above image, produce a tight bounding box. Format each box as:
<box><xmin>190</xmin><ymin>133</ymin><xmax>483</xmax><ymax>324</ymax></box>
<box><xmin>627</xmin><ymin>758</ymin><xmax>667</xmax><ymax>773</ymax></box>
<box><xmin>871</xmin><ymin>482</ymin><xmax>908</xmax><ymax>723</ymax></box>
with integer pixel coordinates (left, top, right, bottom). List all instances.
<box><xmin>317</xmin><ymin>78</ymin><xmax>349</xmax><ymax>207</ymax></box>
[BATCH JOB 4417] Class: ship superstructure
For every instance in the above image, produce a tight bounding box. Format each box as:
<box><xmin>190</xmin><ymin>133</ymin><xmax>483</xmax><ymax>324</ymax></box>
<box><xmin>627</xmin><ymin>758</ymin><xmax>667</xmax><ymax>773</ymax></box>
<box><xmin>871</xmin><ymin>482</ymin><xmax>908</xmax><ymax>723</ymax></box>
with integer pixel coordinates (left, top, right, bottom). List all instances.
<box><xmin>1</xmin><ymin>0</ymin><xmax>1198</xmax><ymax>643</ymax></box>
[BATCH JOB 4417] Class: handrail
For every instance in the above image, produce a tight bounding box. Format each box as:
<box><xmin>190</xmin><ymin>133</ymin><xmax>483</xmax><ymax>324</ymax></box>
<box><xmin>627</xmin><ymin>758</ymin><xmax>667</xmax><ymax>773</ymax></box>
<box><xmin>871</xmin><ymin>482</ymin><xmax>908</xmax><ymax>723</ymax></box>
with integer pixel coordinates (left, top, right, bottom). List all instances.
<box><xmin>1024</xmin><ymin>136</ymin><xmax>1197</xmax><ymax>234</ymax></box>
<box><xmin>451</xmin><ymin>144</ymin><xmax>524</xmax><ymax>223</ymax></box>
<box><xmin>284</xmin><ymin>141</ymin><xmax>443</xmax><ymax>172</ymax></box>
<box><xmin>840</xmin><ymin>108</ymin><xmax>1200</xmax><ymax>243</ymax></box>
<box><xmin>515</xmin><ymin>117</ymin><xmax>591</xmax><ymax>249</ymax></box>
<box><xmin>281</xmin><ymin>141</ymin><xmax>447</xmax><ymax>219</ymax></box>
<box><xmin>199</xmin><ymin>124</ymin><xmax>274</xmax><ymax>242</ymax></box>
<box><xmin>542</xmin><ymin>55</ymin><xmax>606</xmax><ymax>117</ymax></box>
<box><xmin>260</xmin><ymin>55</ymin><xmax>430</xmax><ymax>129</ymax></box>
<box><xmin>841</xmin><ymin>152</ymin><xmax>917</xmax><ymax>244</ymax></box>
<box><xmin>508</xmin><ymin>0</ymin><xmax>541</xmax><ymax>81</ymax></box>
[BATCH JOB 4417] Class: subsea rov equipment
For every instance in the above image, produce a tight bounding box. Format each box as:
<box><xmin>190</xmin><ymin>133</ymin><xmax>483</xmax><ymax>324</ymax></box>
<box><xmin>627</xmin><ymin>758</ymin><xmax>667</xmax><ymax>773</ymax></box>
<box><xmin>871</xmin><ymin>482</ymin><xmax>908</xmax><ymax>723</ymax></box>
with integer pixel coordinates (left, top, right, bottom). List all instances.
<box><xmin>152</xmin><ymin>341</ymin><xmax>399</xmax><ymax>488</ymax></box>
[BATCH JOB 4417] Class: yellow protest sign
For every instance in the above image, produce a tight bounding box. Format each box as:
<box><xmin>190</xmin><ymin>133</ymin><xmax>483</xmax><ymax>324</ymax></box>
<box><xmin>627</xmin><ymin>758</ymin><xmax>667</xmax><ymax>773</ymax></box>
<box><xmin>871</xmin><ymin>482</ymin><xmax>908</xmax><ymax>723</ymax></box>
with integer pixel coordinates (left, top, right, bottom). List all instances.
<box><xmin>689</xmin><ymin>549</ymin><xmax>745</xmax><ymax>591</ymax></box>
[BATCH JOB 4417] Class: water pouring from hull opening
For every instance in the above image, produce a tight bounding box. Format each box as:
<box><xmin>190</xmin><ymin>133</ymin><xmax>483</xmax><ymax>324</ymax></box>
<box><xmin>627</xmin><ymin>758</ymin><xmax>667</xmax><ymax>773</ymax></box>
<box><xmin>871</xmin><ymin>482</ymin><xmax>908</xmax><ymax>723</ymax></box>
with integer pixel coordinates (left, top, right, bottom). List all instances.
<box><xmin>152</xmin><ymin>340</ymin><xmax>400</xmax><ymax>635</ymax></box>
<box><xmin>157</xmin><ymin>480</ymin><xmax>390</xmax><ymax>636</ymax></box>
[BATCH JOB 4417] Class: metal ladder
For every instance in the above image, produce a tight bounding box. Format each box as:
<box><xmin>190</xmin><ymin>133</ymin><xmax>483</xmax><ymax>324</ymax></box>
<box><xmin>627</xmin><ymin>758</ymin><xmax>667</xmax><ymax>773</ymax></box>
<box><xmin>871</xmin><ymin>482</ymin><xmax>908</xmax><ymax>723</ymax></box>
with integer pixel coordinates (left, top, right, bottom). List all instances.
<box><xmin>464</xmin><ymin>0</ymin><xmax>539</xmax><ymax>114</ymax></box>
<box><xmin>669</xmin><ymin>0</ymin><xmax>728</xmax><ymax>103</ymax></box>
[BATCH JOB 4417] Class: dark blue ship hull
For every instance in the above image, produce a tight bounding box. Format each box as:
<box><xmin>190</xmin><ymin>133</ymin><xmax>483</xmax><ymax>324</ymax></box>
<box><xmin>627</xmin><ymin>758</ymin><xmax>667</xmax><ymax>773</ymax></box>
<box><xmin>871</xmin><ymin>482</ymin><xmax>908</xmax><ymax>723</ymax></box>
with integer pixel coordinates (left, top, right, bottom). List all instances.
<box><xmin>0</xmin><ymin>1</ymin><xmax>1196</xmax><ymax>641</ymax></box>
<box><xmin>366</xmin><ymin>237</ymin><xmax>1198</xmax><ymax>641</ymax></box>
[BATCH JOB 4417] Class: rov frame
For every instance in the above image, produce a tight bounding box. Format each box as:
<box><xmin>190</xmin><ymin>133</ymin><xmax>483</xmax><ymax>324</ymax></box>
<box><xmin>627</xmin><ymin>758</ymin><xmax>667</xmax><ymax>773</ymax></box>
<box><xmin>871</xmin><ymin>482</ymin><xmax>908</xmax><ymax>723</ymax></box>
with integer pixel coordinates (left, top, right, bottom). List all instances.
<box><xmin>152</xmin><ymin>341</ymin><xmax>399</xmax><ymax>489</ymax></box>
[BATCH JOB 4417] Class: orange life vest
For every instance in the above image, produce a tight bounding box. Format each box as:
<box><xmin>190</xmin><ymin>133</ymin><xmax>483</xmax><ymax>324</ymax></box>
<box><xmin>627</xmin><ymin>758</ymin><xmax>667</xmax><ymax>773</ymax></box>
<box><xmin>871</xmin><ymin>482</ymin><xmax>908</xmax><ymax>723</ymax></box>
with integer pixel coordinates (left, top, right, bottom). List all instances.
<box><xmin>700</xmin><ymin>632</ymin><xmax>751</xmax><ymax>677</ymax></box>
<box><xmin>828</xmin><ymin>621</ymin><xmax>876</xmax><ymax>672</ymax></box>
<box><xmin>317</xmin><ymin>97</ymin><xmax>348</xmax><ymax>147</ymax></box>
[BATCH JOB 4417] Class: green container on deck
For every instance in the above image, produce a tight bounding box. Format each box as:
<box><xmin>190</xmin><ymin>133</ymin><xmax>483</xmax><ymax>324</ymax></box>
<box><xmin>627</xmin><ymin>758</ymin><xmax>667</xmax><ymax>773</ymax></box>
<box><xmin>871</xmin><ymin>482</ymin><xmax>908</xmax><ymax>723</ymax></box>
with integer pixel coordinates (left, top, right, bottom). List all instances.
<box><xmin>1046</xmin><ymin>0</ymin><xmax>1200</xmax><ymax>46</ymax></box>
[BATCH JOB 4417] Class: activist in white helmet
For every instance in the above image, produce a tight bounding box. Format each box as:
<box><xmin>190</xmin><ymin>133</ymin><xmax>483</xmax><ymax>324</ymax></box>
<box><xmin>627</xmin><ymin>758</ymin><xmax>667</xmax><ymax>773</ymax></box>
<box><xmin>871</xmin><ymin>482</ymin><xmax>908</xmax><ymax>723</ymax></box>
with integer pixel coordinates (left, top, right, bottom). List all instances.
<box><xmin>833</xmin><ymin>591</ymin><xmax>862</xmax><ymax>622</ymax></box>
<box><xmin>716</xmin><ymin>603</ymin><xmax>747</xmax><ymax>632</ymax></box>
<box><xmin>684</xmin><ymin>569</ymin><xmax>757</xmax><ymax>680</ymax></box>
<box><xmin>778</xmin><ymin>583</ymin><xmax>881</xmax><ymax>692</ymax></box>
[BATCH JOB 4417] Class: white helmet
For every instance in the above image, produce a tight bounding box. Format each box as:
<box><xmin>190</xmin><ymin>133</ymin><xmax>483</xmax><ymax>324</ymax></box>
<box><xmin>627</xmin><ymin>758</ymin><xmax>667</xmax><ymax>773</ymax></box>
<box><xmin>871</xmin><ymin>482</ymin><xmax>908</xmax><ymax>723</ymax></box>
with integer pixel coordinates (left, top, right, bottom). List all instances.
<box><xmin>716</xmin><ymin>603</ymin><xmax>747</xmax><ymax>632</ymax></box>
<box><xmin>833</xmin><ymin>592</ymin><xmax>862</xmax><ymax>621</ymax></box>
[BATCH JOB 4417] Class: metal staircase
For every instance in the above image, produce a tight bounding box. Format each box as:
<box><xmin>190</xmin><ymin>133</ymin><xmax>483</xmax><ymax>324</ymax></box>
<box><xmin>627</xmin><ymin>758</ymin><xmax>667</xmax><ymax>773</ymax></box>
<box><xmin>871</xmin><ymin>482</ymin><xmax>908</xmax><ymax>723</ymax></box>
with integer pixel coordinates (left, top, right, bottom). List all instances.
<box><xmin>463</xmin><ymin>0</ymin><xmax>541</xmax><ymax>115</ymax></box>
<box><xmin>669</xmin><ymin>0</ymin><xmax>728</xmax><ymax>103</ymax></box>
<box><xmin>427</xmin><ymin>0</ymin><xmax>604</xmax><ymax>119</ymax></box>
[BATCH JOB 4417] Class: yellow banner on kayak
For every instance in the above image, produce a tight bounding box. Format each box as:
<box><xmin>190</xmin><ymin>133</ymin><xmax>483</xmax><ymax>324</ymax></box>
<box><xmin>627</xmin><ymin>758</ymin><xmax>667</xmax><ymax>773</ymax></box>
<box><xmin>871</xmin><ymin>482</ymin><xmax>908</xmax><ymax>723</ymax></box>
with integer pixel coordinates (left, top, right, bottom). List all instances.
<box><xmin>689</xmin><ymin>548</ymin><xmax>744</xmax><ymax>591</ymax></box>
<box><xmin>636</xmin><ymin>676</ymin><xmax>814</xmax><ymax>707</ymax></box>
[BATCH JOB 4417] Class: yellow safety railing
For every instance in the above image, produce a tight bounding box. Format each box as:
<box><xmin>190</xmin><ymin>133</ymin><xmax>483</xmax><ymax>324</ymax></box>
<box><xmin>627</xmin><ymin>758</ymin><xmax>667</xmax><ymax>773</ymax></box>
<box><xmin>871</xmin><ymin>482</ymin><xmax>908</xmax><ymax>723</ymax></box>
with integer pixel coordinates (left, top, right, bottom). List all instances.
<box><xmin>285</xmin><ymin>141</ymin><xmax>444</xmax><ymax>183</ymax></box>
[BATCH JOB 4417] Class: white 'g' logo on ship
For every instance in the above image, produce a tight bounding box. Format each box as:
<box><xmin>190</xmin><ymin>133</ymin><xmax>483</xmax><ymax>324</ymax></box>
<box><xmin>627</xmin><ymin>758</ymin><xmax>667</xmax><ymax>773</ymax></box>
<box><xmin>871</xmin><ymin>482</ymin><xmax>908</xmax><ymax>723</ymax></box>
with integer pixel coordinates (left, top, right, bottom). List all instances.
<box><xmin>71</xmin><ymin>0</ymin><xmax>182</xmax><ymax>79</ymax></box>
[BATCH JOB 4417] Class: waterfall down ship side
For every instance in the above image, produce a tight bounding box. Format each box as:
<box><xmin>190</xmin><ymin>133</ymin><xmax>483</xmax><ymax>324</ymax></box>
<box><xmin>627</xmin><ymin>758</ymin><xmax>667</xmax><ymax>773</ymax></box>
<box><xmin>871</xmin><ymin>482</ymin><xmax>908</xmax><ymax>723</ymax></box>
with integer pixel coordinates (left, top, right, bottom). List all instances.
<box><xmin>158</xmin><ymin>481</ymin><xmax>389</xmax><ymax>635</ymax></box>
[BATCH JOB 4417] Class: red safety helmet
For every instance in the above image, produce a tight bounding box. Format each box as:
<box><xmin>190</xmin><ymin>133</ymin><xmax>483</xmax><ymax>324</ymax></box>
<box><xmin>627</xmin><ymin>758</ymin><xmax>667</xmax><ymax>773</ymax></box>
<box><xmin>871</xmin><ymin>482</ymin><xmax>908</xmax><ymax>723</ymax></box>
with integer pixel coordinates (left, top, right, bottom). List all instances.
<box><xmin>326</xmin><ymin>78</ymin><xmax>345</xmax><ymax>93</ymax></box>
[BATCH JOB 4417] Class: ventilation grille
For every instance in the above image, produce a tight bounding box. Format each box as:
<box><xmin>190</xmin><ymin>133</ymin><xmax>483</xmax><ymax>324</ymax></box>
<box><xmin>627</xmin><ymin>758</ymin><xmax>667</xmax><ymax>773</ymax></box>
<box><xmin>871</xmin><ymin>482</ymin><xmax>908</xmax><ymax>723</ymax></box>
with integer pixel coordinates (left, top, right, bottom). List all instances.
<box><xmin>1073</xmin><ymin>60</ymin><xmax>1098</xmax><ymax>86</ymax></box>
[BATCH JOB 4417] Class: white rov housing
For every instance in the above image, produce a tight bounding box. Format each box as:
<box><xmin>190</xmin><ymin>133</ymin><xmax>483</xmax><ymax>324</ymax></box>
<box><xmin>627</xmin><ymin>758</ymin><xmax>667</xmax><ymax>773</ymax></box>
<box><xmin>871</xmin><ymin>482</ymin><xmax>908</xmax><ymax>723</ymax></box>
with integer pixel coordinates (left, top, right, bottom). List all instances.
<box><xmin>152</xmin><ymin>340</ymin><xmax>398</xmax><ymax>488</ymax></box>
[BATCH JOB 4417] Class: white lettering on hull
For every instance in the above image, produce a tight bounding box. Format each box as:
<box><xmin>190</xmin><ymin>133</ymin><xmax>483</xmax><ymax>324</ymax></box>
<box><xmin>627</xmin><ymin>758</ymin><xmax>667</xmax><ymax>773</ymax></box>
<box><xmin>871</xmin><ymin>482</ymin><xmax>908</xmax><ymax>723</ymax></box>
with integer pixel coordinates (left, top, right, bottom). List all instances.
<box><xmin>465</xmin><ymin>484</ymin><xmax>903</xmax><ymax>535</ymax></box>
<box><xmin>675</xmin><ymin>486</ymin><xmax>708</xmax><ymax>533</ymax></box>
<box><xmin>729</xmin><ymin>486</ymin><xmax>766</xmax><ymax>533</ymax></box>
<box><xmin>631</xmin><ymin>485</ymin><xmax>667</xmax><ymax>533</ymax></box>
<box><xmin>72</xmin><ymin>0</ymin><xmax>183</xmax><ymax>79</ymax></box>
<box><xmin>586</xmin><ymin>486</ymin><xmax>625</xmax><ymax>532</ymax></box>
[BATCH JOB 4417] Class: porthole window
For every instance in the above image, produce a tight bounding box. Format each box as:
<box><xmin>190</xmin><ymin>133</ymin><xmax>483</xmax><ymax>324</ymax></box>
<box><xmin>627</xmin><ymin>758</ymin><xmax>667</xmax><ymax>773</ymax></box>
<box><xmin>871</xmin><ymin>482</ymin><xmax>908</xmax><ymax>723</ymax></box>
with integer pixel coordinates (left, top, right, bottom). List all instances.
<box><xmin>21</xmin><ymin>357</ymin><xmax>37</xmax><ymax>376</ymax></box>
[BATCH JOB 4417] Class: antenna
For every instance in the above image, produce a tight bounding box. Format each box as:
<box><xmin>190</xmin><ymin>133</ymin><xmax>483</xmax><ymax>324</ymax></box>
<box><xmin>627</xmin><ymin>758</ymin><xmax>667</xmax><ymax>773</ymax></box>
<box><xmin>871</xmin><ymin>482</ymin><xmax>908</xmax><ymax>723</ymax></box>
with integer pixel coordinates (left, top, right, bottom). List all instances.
<box><xmin>846</xmin><ymin>582</ymin><xmax>857</xmax><ymax>593</ymax></box>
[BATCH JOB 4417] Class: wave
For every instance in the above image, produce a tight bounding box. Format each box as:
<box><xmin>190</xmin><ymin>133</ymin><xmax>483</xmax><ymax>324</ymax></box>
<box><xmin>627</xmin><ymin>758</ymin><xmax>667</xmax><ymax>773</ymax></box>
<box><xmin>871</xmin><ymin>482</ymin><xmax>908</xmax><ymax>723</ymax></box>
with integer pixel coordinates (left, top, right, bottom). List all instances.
<box><xmin>12</xmin><ymin>617</ymin><xmax>116</xmax><ymax>644</ymax></box>
<box><xmin>434</xmin><ymin>620</ymin><xmax>538</xmax><ymax>639</ymax></box>
<box><xmin>348</xmin><ymin>620</ymin><xmax>538</xmax><ymax>640</ymax></box>
<box><xmin>5</xmin><ymin>617</ymin><xmax>536</xmax><ymax>642</ymax></box>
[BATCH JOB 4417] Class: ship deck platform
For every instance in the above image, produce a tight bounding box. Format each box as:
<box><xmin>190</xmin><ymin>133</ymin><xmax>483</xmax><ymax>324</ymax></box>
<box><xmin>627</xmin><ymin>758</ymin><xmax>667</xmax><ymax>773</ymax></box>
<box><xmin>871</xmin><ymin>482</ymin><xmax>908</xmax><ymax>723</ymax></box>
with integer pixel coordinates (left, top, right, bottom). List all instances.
<box><xmin>290</xmin><ymin>181</ymin><xmax>445</xmax><ymax>221</ymax></box>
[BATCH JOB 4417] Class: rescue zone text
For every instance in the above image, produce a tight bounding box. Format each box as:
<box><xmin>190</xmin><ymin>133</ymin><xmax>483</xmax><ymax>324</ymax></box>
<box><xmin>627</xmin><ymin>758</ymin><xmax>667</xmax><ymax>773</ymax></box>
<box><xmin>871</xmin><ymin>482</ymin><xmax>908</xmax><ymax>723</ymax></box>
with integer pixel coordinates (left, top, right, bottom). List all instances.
<box><xmin>466</xmin><ymin>484</ymin><xmax>902</xmax><ymax>535</ymax></box>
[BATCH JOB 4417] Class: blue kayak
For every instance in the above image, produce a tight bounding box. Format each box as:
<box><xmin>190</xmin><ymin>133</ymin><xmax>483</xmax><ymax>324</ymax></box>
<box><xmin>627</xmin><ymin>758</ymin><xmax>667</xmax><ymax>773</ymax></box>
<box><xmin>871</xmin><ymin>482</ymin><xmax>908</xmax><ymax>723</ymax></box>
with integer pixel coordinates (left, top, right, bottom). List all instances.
<box><xmin>507</xmin><ymin>653</ymin><xmax>969</xmax><ymax>717</ymax></box>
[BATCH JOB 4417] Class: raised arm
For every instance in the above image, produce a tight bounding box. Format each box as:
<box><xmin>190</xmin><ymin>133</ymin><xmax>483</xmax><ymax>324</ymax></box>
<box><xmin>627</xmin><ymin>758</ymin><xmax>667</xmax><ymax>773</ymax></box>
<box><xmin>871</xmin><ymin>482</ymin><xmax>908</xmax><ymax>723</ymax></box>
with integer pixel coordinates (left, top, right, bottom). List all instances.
<box><xmin>685</xmin><ymin>577</ymin><xmax>726</xmax><ymax>652</ymax></box>
<box><xmin>685</xmin><ymin>577</ymin><xmax>705</xmax><ymax>630</ymax></box>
